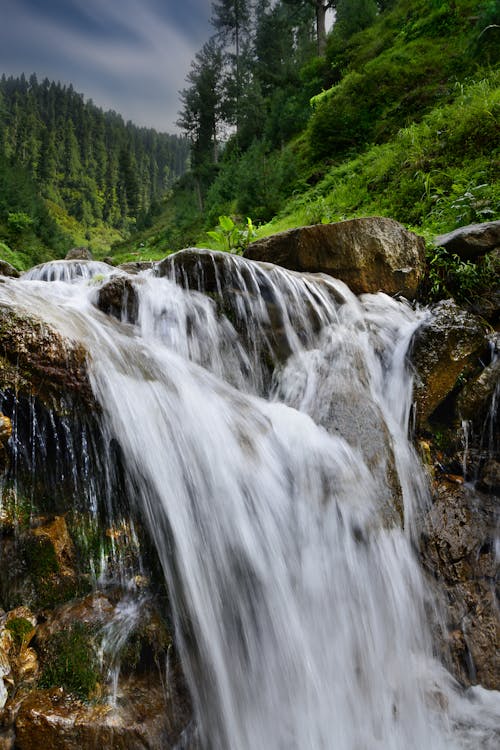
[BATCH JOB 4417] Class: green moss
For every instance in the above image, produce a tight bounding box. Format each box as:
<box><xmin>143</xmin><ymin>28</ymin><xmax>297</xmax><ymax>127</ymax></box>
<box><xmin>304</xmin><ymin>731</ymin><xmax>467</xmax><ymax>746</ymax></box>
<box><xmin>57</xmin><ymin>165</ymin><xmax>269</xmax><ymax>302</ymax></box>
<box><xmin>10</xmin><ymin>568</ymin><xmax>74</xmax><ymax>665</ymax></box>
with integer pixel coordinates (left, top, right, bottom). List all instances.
<box><xmin>23</xmin><ymin>535</ymin><xmax>59</xmax><ymax>578</ymax></box>
<box><xmin>39</xmin><ymin>622</ymin><xmax>99</xmax><ymax>699</ymax></box>
<box><xmin>6</xmin><ymin>616</ymin><xmax>33</xmax><ymax>649</ymax></box>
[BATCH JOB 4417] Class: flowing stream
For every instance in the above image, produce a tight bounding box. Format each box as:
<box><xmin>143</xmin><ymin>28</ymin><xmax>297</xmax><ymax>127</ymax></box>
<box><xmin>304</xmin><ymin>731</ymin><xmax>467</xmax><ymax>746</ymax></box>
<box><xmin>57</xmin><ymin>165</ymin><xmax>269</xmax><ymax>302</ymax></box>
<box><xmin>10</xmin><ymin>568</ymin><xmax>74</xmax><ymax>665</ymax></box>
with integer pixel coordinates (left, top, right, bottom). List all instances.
<box><xmin>1</xmin><ymin>256</ymin><xmax>499</xmax><ymax>749</ymax></box>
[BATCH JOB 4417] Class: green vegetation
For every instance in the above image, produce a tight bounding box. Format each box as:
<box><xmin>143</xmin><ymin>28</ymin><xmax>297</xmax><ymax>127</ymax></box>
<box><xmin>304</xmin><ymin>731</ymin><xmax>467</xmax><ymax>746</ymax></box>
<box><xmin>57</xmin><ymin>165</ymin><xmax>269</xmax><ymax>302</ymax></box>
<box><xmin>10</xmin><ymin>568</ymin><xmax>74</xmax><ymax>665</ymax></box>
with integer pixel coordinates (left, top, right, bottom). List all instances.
<box><xmin>6</xmin><ymin>616</ymin><xmax>34</xmax><ymax>649</ymax></box>
<box><xmin>39</xmin><ymin>622</ymin><xmax>99</xmax><ymax>699</ymax></box>
<box><xmin>0</xmin><ymin>75</ymin><xmax>189</xmax><ymax>268</ymax></box>
<box><xmin>110</xmin><ymin>0</ymin><xmax>498</xmax><ymax>283</ymax></box>
<box><xmin>205</xmin><ymin>215</ymin><xmax>257</xmax><ymax>253</ymax></box>
<box><xmin>0</xmin><ymin>0</ymin><xmax>498</xmax><ymax>283</ymax></box>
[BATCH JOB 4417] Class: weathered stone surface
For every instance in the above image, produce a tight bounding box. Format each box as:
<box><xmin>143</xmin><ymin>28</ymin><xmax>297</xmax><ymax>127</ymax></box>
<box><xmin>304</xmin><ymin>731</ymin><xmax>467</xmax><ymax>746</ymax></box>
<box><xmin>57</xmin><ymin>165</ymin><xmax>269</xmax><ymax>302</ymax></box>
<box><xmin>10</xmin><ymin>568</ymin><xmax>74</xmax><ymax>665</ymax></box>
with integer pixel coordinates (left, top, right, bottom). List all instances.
<box><xmin>435</xmin><ymin>220</ymin><xmax>500</xmax><ymax>260</ymax></box>
<box><xmin>117</xmin><ymin>261</ymin><xmax>155</xmax><ymax>275</ymax></box>
<box><xmin>0</xmin><ymin>305</ymin><xmax>93</xmax><ymax>409</ymax></box>
<box><xmin>478</xmin><ymin>459</ymin><xmax>500</xmax><ymax>493</ymax></box>
<box><xmin>457</xmin><ymin>357</ymin><xmax>500</xmax><ymax>422</ymax></box>
<box><xmin>0</xmin><ymin>415</ymin><xmax>11</xmax><ymax>444</ymax></box>
<box><xmin>0</xmin><ymin>262</ymin><xmax>19</xmax><ymax>279</ymax></box>
<box><xmin>96</xmin><ymin>276</ymin><xmax>140</xmax><ymax>323</ymax></box>
<box><xmin>409</xmin><ymin>300</ymin><xmax>486</xmax><ymax>424</ymax></box>
<box><xmin>244</xmin><ymin>218</ymin><xmax>426</xmax><ymax>298</ymax></box>
<box><xmin>14</xmin><ymin>681</ymin><xmax>190</xmax><ymax>750</ymax></box>
<box><xmin>156</xmin><ymin>248</ymin><xmax>221</xmax><ymax>291</ymax></box>
<box><xmin>421</xmin><ymin>480</ymin><xmax>499</xmax><ymax>689</ymax></box>
<box><xmin>65</xmin><ymin>247</ymin><xmax>92</xmax><ymax>261</ymax></box>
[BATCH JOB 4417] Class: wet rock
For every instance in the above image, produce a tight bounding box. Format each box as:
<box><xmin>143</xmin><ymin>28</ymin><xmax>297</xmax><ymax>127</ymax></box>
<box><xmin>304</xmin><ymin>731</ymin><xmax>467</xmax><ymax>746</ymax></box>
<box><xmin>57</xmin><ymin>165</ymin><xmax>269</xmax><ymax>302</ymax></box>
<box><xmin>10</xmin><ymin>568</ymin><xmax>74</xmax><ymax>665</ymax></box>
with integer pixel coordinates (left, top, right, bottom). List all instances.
<box><xmin>0</xmin><ymin>415</ymin><xmax>11</xmax><ymax>444</ymax></box>
<box><xmin>0</xmin><ymin>262</ymin><xmax>19</xmax><ymax>279</ymax></box>
<box><xmin>457</xmin><ymin>357</ymin><xmax>500</xmax><ymax>422</ymax></box>
<box><xmin>435</xmin><ymin>220</ymin><xmax>500</xmax><ymax>260</ymax></box>
<box><xmin>65</xmin><ymin>247</ymin><xmax>92</xmax><ymax>261</ymax></box>
<box><xmin>244</xmin><ymin>218</ymin><xmax>426</xmax><ymax>298</ymax></box>
<box><xmin>421</xmin><ymin>480</ymin><xmax>499</xmax><ymax>689</ymax></box>
<box><xmin>117</xmin><ymin>261</ymin><xmax>155</xmax><ymax>275</ymax></box>
<box><xmin>156</xmin><ymin>248</ymin><xmax>223</xmax><ymax>292</ymax></box>
<box><xmin>96</xmin><ymin>276</ymin><xmax>140</xmax><ymax>323</ymax></box>
<box><xmin>0</xmin><ymin>305</ymin><xmax>93</xmax><ymax>410</ymax></box>
<box><xmin>14</xmin><ymin>679</ymin><xmax>190</xmax><ymax>750</ymax></box>
<box><xmin>32</xmin><ymin>517</ymin><xmax>74</xmax><ymax>574</ymax></box>
<box><xmin>409</xmin><ymin>300</ymin><xmax>486</xmax><ymax>425</ymax></box>
<box><xmin>478</xmin><ymin>459</ymin><xmax>500</xmax><ymax>493</ymax></box>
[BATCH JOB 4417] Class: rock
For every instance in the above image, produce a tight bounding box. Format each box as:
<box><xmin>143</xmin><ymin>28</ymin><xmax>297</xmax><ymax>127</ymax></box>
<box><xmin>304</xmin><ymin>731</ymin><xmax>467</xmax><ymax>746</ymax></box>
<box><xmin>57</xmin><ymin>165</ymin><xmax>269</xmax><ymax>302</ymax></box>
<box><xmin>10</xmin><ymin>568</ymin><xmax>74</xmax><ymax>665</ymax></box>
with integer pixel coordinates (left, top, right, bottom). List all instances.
<box><xmin>409</xmin><ymin>300</ymin><xmax>486</xmax><ymax>425</ymax></box>
<box><xmin>435</xmin><ymin>220</ymin><xmax>500</xmax><ymax>260</ymax></box>
<box><xmin>478</xmin><ymin>459</ymin><xmax>500</xmax><ymax>493</ymax></box>
<box><xmin>14</xmin><ymin>680</ymin><xmax>190</xmax><ymax>750</ymax></box>
<box><xmin>65</xmin><ymin>247</ymin><xmax>92</xmax><ymax>261</ymax></box>
<box><xmin>96</xmin><ymin>276</ymin><xmax>140</xmax><ymax>323</ymax></box>
<box><xmin>0</xmin><ymin>415</ymin><xmax>12</xmax><ymax>444</ymax></box>
<box><xmin>32</xmin><ymin>517</ymin><xmax>74</xmax><ymax>574</ymax></box>
<box><xmin>0</xmin><ymin>262</ymin><xmax>19</xmax><ymax>279</ymax></box>
<box><xmin>420</xmin><ymin>480</ymin><xmax>499</xmax><ymax>689</ymax></box>
<box><xmin>244</xmin><ymin>218</ymin><xmax>426</xmax><ymax>298</ymax></box>
<box><xmin>457</xmin><ymin>358</ymin><xmax>500</xmax><ymax>422</ymax></box>
<box><xmin>0</xmin><ymin>305</ymin><xmax>93</xmax><ymax>410</ymax></box>
<box><xmin>102</xmin><ymin>257</ymin><xmax>115</xmax><ymax>266</ymax></box>
<box><xmin>117</xmin><ymin>261</ymin><xmax>155</xmax><ymax>275</ymax></box>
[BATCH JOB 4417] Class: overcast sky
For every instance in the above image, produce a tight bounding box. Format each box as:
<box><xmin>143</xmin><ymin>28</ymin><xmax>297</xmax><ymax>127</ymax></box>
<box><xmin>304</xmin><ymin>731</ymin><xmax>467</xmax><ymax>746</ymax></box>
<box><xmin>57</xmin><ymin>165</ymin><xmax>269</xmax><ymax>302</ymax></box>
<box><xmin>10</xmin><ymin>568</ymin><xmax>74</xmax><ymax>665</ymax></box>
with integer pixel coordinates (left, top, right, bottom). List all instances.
<box><xmin>1</xmin><ymin>0</ymin><xmax>214</xmax><ymax>133</ymax></box>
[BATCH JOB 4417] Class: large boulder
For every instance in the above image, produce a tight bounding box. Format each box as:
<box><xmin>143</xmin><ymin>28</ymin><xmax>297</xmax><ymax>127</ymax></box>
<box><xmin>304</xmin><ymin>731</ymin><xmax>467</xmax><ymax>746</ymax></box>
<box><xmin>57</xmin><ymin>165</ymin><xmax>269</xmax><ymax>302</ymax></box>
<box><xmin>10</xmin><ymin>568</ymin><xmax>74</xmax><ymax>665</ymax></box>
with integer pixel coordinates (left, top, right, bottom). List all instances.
<box><xmin>244</xmin><ymin>218</ymin><xmax>426</xmax><ymax>298</ymax></box>
<box><xmin>435</xmin><ymin>220</ymin><xmax>500</xmax><ymax>260</ymax></box>
<box><xmin>409</xmin><ymin>300</ymin><xmax>487</xmax><ymax>425</ymax></box>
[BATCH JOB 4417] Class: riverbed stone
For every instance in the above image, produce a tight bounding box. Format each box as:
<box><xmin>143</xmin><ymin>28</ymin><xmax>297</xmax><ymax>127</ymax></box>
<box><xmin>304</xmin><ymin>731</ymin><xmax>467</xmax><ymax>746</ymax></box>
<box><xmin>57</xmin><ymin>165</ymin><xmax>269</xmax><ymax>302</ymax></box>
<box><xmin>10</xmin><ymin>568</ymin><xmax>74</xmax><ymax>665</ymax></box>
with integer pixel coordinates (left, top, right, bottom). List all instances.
<box><xmin>409</xmin><ymin>300</ymin><xmax>487</xmax><ymax>425</ymax></box>
<box><xmin>434</xmin><ymin>220</ymin><xmax>500</xmax><ymax>260</ymax></box>
<box><xmin>0</xmin><ymin>262</ymin><xmax>19</xmax><ymax>279</ymax></box>
<box><xmin>96</xmin><ymin>275</ymin><xmax>140</xmax><ymax>323</ymax></box>
<box><xmin>65</xmin><ymin>247</ymin><xmax>92</xmax><ymax>261</ymax></box>
<box><xmin>244</xmin><ymin>217</ymin><xmax>426</xmax><ymax>298</ymax></box>
<box><xmin>0</xmin><ymin>305</ymin><xmax>93</xmax><ymax>409</ymax></box>
<box><xmin>421</xmin><ymin>480</ymin><xmax>499</xmax><ymax>689</ymax></box>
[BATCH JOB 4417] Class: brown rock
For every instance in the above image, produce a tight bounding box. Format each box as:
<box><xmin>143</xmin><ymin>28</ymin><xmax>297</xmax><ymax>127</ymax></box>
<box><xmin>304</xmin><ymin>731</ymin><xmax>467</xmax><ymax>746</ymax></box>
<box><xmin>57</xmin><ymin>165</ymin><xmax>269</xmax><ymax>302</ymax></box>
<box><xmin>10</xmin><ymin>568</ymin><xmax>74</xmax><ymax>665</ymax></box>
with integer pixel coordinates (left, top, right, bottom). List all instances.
<box><xmin>457</xmin><ymin>357</ymin><xmax>500</xmax><ymax>422</ymax></box>
<box><xmin>117</xmin><ymin>261</ymin><xmax>155</xmax><ymax>275</ymax></box>
<box><xmin>421</xmin><ymin>480</ymin><xmax>499</xmax><ymax>689</ymax></box>
<box><xmin>0</xmin><ymin>305</ymin><xmax>93</xmax><ymax>410</ymax></box>
<box><xmin>14</xmin><ymin>680</ymin><xmax>190</xmax><ymax>750</ymax></box>
<box><xmin>65</xmin><ymin>247</ymin><xmax>92</xmax><ymax>261</ymax></box>
<box><xmin>435</xmin><ymin>220</ymin><xmax>500</xmax><ymax>260</ymax></box>
<box><xmin>410</xmin><ymin>300</ymin><xmax>487</xmax><ymax>425</ymax></box>
<box><xmin>32</xmin><ymin>517</ymin><xmax>74</xmax><ymax>573</ymax></box>
<box><xmin>0</xmin><ymin>262</ymin><xmax>19</xmax><ymax>279</ymax></box>
<box><xmin>244</xmin><ymin>218</ymin><xmax>426</xmax><ymax>298</ymax></box>
<box><xmin>0</xmin><ymin>415</ymin><xmax>11</xmax><ymax>444</ymax></box>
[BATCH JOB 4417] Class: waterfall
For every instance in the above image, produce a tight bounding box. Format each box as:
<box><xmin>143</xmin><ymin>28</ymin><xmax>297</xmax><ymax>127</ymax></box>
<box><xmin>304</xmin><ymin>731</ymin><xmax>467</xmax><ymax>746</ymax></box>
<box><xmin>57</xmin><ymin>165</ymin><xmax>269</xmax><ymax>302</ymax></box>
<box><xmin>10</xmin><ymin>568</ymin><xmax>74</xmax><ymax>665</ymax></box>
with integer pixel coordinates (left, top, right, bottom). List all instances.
<box><xmin>1</xmin><ymin>254</ymin><xmax>498</xmax><ymax>748</ymax></box>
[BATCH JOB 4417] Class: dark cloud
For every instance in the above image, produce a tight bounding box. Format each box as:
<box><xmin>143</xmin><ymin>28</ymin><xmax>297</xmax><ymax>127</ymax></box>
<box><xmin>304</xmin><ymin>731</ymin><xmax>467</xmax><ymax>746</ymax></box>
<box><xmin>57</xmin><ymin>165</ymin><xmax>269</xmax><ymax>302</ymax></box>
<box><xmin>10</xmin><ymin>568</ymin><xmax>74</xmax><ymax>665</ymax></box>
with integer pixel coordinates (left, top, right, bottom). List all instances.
<box><xmin>1</xmin><ymin>0</ymin><xmax>213</xmax><ymax>132</ymax></box>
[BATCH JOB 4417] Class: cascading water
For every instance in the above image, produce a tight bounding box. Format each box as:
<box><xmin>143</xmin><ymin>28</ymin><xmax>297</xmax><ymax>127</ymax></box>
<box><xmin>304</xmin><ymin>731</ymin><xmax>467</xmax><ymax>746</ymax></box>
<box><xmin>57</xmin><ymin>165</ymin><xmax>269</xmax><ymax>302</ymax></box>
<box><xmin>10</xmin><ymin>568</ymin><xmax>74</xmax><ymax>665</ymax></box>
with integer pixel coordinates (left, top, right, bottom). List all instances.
<box><xmin>1</xmin><ymin>254</ymin><xmax>498</xmax><ymax>748</ymax></box>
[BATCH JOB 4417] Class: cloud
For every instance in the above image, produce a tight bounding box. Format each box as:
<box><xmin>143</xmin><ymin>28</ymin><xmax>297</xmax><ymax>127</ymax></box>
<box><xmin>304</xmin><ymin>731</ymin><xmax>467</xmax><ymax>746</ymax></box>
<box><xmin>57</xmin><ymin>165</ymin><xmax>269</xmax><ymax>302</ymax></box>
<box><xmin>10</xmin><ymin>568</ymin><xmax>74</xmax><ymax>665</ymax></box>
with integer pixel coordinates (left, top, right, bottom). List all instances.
<box><xmin>0</xmin><ymin>0</ymin><xmax>212</xmax><ymax>131</ymax></box>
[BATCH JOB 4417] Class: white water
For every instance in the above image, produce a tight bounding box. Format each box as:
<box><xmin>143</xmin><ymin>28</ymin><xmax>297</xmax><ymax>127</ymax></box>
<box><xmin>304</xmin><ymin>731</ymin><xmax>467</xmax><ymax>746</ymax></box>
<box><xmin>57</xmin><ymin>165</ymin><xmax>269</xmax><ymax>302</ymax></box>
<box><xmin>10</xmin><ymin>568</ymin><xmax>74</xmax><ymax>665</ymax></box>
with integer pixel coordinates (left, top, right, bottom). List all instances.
<box><xmin>2</xmin><ymin>254</ymin><xmax>499</xmax><ymax>748</ymax></box>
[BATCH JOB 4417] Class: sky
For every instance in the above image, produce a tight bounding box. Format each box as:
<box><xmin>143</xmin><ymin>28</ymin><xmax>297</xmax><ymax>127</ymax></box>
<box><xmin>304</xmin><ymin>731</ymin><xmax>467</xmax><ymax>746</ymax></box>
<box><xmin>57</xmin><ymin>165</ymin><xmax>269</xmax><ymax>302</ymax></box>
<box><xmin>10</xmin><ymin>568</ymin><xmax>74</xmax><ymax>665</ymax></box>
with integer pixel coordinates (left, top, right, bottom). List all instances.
<box><xmin>1</xmin><ymin>0</ymin><xmax>214</xmax><ymax>133</ymax></box>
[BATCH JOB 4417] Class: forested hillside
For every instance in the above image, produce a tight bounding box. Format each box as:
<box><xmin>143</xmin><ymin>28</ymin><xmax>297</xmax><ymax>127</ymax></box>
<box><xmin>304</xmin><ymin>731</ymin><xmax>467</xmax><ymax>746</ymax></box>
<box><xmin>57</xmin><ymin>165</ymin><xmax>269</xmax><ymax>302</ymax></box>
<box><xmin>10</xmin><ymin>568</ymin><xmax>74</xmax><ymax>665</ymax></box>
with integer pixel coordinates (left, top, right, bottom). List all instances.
<box><xmin>0</xmin><ymin>0</ymin><xmax>498</xmax><ymax>271</ymax></box>
<box><xmin>0</xmin><ymin>75</ymin><xmax>189</xmax><ymax>266</ymax></box>
<box><xmin>112</xmin><ymin>0</ymin><xmax>498</xmax><ymax>266</ymax></box>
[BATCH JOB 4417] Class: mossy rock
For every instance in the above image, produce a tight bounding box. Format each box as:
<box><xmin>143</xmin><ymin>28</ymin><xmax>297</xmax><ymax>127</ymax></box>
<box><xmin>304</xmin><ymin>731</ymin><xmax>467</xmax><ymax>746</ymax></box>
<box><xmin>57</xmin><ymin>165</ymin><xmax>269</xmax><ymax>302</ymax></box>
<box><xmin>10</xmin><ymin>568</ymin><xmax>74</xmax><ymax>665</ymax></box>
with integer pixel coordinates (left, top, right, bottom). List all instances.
<box><xmin>38</xmin><ymin>622</ymin><xmax>99</xmax><ymax>700</ymax></box>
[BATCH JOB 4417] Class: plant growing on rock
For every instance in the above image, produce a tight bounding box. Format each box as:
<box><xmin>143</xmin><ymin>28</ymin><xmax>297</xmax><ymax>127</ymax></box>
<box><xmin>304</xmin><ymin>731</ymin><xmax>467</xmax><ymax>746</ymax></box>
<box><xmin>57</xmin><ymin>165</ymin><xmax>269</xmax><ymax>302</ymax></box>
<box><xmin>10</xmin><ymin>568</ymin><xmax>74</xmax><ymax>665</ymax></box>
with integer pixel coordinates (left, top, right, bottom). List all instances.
<box><xmin>206</xmin><ymin>215</ymin><xmax>257</xmax><ymax>254</ymax></box>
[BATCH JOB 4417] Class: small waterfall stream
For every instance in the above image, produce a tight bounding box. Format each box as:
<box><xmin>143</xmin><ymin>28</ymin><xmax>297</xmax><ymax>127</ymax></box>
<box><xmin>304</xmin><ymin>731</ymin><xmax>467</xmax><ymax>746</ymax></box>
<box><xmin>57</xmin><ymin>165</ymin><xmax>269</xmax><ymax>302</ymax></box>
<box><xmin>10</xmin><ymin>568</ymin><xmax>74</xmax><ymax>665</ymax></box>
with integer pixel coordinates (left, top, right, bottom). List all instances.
<box><xmin>0</xmin><ymin>256</ymin><xmax>498</xmax><ymax>748</ymax></box>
